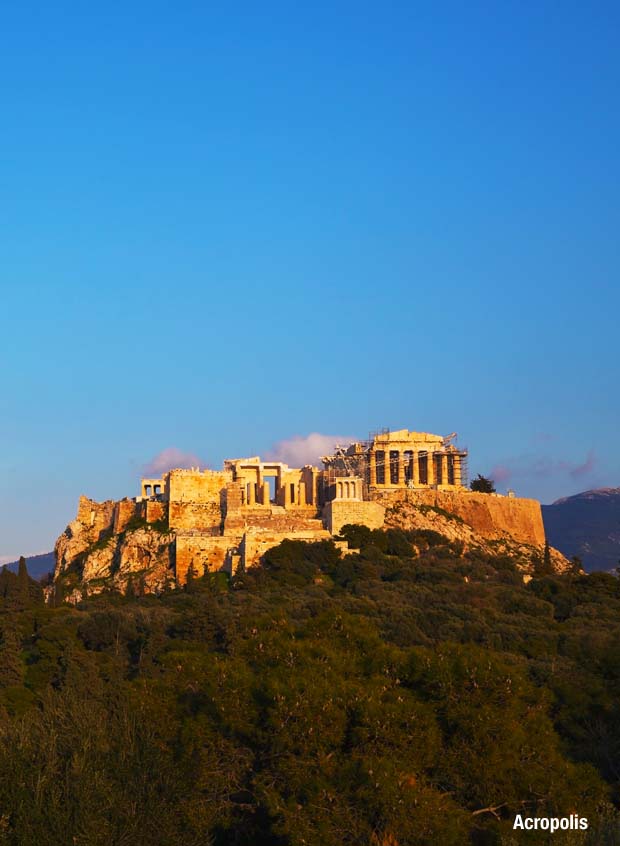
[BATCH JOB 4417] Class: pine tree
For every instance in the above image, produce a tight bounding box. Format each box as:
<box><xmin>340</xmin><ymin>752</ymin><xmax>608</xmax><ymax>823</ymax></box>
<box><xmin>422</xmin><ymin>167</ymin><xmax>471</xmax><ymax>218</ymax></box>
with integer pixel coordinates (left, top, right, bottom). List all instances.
<box><xmin>0</xmin><ymin>565</ymin><xmax>11</xmax><ymax>600</ymax></box>
<box><xmin>185</xmin><ymin>562</ymin><xmax>197</xmax><ymax>593</ymax></box>
<box><xmin>470</xmin><ymin>474</ymin><xmax>496</xmax><ymax>494</ymax></box>
<box><xmin>17</xmin><ymin>556</ymin><xmax>30</xmax><ymax>606</ymax></box>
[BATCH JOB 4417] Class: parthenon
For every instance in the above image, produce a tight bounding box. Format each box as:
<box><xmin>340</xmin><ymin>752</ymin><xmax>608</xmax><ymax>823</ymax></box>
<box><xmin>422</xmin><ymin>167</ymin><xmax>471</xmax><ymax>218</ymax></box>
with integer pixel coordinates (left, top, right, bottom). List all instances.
<box><xmin>321</xmin><ymin>429</ymin><xmax>468</xmax><ymax>491</ymax></box>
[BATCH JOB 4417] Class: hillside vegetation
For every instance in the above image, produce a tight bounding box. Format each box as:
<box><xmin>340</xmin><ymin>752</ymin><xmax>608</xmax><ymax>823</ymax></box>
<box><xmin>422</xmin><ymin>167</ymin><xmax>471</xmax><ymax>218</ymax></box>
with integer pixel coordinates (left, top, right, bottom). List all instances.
<box><xmin>0</xmin><ymin>527</ymin><xmax>620</xmax><ymax>845</ymax></box>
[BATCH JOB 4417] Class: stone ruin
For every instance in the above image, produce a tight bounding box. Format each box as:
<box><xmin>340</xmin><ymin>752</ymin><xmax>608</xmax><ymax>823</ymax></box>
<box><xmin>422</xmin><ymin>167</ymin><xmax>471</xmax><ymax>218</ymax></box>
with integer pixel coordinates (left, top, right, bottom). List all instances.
<box><xmin>55</xmin><ymin>428</ymin><xmax>549</xmax><ymax>591</ymax></box>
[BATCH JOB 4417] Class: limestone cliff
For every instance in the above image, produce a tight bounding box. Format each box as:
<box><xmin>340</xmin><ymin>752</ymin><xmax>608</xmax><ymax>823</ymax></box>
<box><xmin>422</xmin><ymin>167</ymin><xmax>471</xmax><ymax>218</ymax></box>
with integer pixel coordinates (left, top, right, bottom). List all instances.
<box><xmin>372</xmin><ymin>489</ymin><xmax>546</xmax><ymax>547</ymax></box>
<box><xmin>382</xmin><ymin>495</ymin><xmax>569</xmax><ymax>574</ymax></box>
<box><xmin>53</xmin><ymin>483</ymin><xmax>568</xmax><ymax>601</ymax></box>
<box><xmin>54</xmin><ymin>496</ymin><xmax>175</xmax><ymax>601</ymax></box>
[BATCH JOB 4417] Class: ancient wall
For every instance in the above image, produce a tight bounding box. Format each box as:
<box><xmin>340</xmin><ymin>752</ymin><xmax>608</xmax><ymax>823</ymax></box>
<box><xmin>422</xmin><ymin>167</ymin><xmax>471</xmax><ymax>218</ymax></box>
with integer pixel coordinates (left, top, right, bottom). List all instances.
<box><xmin>168</xmin><ymin>468</ymin><xmax>230</xmax><ymax>503</ymax></box>
<box><xmin>323</xmin><ymin>500</ymin><xmax>386</xmax><ymax>536</ymax></box>
<box><xmin>167</xmin><ymin>469</ymin><xmax>228</xmax><ymax>533</ymax></box>
<box><xmin>145</xmin><ymin>500</ymin><xmax>167</xmax><ymax>523</ymax></box>
<box><xmin>175</xmin><ymin>534</ymin><xmax>239</xmax><ymax>583</ymax></box>
<box><xmin>76</xmin><ymin>495</ymin><xmax>116</xmax><ymax>538</ymax></box>
<box><xmin>169</xmin><ymin>502</ymin><xmax>221</xmax><ymax>534</ymax></box>
<box><xmin>241</xmin><ymin>527</ymin><xmax>333</xmax><ymax>570</ymax></box>
<box><xmin>373</xmin><ymin>489</ymin><xmax>546</xmax><ymax>547</ymax></box>
<box><xmin>113</xmin><ymin>498</ymin><xmax>141</xmax><ymax>533</ymax></box>
<box><xmin>224</xmin><ymin>508</ymin><xmax>324</xmax><ymax>535</ymax></box>
<box><xmin>56</xmin><ymin>429</ymin><xmax>553</xmax><ymax>596</ymax></box>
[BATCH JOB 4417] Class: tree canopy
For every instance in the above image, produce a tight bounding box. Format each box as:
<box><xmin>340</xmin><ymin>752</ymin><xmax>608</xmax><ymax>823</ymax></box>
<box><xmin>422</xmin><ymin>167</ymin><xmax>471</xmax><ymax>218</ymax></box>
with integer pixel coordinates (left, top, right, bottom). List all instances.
<box><xmin>0</xmin><ymin>530</ymin><xmax>618</xmax><ymax>844</ymax></box>
<box><xmin>470</xmin><ymin>474</ymin><xmax>496</xmax><ymax>493</ymax></box>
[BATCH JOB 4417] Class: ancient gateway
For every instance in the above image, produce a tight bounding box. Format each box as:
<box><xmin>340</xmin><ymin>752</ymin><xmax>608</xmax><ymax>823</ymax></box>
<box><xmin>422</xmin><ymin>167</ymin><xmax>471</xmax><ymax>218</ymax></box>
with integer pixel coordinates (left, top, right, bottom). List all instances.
<box><xmin>138</xmin><ymin>429</ymin><xmax>469</xmax><ymax>582</ymax></box>
<box><xmin>57</xmin><ymin>428</ymin><xmax>548</xmax><ymax>590</ymax></box>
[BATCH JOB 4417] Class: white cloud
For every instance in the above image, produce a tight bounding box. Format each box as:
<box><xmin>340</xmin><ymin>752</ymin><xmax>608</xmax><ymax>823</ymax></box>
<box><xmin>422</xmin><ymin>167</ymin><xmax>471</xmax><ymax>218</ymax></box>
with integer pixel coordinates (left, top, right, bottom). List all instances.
<box><xmin>265</xmin><ymin>432</ymin><xmax>356</xmax><ymax>467</ymax></box>
<box><xmin>142</xmin><ymin>447</ymin><xmax>205</xmax><ymax>476</ymax></box>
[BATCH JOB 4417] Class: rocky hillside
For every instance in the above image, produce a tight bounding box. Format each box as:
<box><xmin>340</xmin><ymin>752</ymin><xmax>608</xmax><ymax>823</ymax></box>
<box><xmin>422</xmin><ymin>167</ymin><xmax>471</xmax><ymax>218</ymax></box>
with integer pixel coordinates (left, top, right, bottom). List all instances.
<box><xmin>385</xmin><ymin>499</ymin><xmax>570</xmax><ymax>574</ymax></box>
<box><xmin>542</xmin><ymin>488</ymin><xmax>620</xmax><ymax>572</ymax></box>
<box><xmin>53</xmin><ymin>487</ymin><xmax>570</xmax><ymax>602</ymax></box>
<box><xmin>54</xmin><ymin>503</ymin><xmax>174</xmax><ymax>602</ymax></box>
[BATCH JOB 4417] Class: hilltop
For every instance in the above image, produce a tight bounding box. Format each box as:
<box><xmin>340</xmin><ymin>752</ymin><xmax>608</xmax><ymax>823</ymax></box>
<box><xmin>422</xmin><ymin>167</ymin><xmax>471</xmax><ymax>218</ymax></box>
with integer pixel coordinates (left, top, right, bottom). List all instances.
<box><xmin>52</xmin><ymin>428</ymin><xmax>568</xmax><ymax>599</ymax></box>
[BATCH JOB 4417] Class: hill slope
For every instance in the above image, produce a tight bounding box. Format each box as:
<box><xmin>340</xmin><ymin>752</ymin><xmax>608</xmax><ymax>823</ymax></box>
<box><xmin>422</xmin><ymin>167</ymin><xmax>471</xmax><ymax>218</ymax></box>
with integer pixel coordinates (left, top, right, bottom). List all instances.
<box><xmin>542</xmin><ymin>488</ymin><xmax>620</xmax><ymax>572</ymax></box>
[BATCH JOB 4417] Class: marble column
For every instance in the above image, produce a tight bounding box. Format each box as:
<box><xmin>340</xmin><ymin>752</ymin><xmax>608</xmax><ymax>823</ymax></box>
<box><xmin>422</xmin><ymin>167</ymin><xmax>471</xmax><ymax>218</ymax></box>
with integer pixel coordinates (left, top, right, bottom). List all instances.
<box><xmin>369</xmin><ymin>450</ymin><xmax>377</xmax><ymax>486</ymax></box>
<box><xmin>454</xmin><ymin>456</ymin><xmax>462</xmax><ymax>487</ymax></box>
<box><xmin>427</xmin><ymin>452</ymin><xmax>435</xmax><ymax>486</ymax></box>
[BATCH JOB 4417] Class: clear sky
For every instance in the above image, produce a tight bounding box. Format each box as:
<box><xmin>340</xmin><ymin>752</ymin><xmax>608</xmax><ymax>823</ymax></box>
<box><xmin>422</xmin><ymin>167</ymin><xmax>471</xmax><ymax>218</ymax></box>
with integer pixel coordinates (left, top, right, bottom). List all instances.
<box><xmin>1</xmin><ymin>1</ymin><xmax>619</xmax><ymax>560</ymax></box>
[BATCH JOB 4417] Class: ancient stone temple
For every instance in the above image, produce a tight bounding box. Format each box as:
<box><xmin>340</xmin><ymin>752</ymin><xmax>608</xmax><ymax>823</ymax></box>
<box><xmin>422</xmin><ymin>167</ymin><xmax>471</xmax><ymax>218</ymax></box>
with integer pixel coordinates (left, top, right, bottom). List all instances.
<box><xmin>133</xmin><ymin>429</ymin><xmax>469</xmax><ymax>580</ymax></box>
<box><xmin>321</xmin><ymin>429</ymin><xmax>468</xmax><ymax>491</ymax></box>
<box><xmin>55</xmin><ymin>427</ymin><xmax>549</xmax><ymax>594</ymax></box>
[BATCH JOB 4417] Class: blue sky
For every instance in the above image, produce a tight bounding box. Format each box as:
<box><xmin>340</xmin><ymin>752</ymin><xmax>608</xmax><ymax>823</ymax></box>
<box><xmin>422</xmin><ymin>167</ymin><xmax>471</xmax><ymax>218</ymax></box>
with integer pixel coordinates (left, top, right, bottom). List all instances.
<box><xmin>1</xmin><ymin>1</ymin><xmax>619</xmax><ymax>559</ymax></box>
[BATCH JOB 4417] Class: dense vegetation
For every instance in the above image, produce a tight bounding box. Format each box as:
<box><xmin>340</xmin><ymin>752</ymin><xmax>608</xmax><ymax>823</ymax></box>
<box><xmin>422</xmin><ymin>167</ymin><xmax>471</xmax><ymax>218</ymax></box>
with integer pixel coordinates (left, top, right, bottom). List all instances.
<box><xmin>1</xmin><ymin>530</ymin><xmax>620</xmax><ymax>845</ymax></box>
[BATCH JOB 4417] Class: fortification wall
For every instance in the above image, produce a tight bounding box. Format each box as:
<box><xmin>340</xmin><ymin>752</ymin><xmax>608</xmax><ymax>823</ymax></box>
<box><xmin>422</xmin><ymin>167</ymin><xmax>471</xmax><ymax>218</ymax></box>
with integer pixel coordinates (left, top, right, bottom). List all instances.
<box><xmin>241</xmin><ymin>528</ymin><xmax>333</xmax><ymax>570</ymax></box>
<box><xmin>175</xmin><ymin>534</ymin><xmax>239</xmax><ymax>583</ymax></box>
<box><xmin>169</xmin><ymin>502</ymin><xmax>222</xmax><ymax>533</ymax></box>
<box><xmin>145</xmin><ymin>500</ymin><xmax>167</xmax><ymax>523</ymax></box>
<box><xmin>113</xmin><ymin>499</ymin><xmax>141</xmax><ymax>533</ymax></box>
<box><xmin>224</xmin><ymin>508</ymin><xmax>322</xmax><ymax>534</ymax></box>
<box><xmin>323</xmin><ymin>500</ymin><xmax>386</xmax><ymax>536</ymax></box>
<box><xmin>168</xmin><ymin>469</ymin><xmax>230</xmax><ymax>502</ymax></box>
<box><xmin>167</xmin><ymin>469</ymin><xmax>227</xmax><ymax>533</ymax></box>
<box><xmin>373</xmin><ymin>489</ymin><xmax>546</xmax><ymax>546</ymax></box>
<box><xmin>56</xmin><ymin>496</ymin><xmax>117</xmax><ymax>579</ymax></box>
<box><xmin>77</xmin><ymin>496</ymin><xmax>116</xmax><ymax>537</ymax></box>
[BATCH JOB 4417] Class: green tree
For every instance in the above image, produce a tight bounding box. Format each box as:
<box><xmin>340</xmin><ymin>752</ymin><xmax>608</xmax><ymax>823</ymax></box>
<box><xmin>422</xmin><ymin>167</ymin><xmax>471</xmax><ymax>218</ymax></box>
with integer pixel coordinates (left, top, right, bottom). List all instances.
<box><xmin>570</xmin><ymin>555</ymin><xmax>584</xmax><ymax>574</ymax></box>
<box><xmin>470</xmin><ymin>474</ymin><xmax>496</xmax><ymax>493</ymax></box>
<box><xmin>18</xmin><ymin>556</ymin><xmax>30</xmax><ymax>605</ymax></box>
<box><xmin>534</xmin><ymin>542</ymin><xmax>554</xmax><ymax>576</ymax></box>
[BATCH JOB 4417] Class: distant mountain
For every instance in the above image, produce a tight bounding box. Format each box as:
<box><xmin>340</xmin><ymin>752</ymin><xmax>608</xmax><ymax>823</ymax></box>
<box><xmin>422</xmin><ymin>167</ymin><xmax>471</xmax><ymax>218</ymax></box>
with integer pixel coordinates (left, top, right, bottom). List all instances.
<box><xmin>542</xmin><ymin>488</ymin><xmax>620</xmax><ymax>572</ymax></box>
<box><xmin>4</xmin><ymin>551</ymin><xmax>55</xmax><ymax>580</ymax></box>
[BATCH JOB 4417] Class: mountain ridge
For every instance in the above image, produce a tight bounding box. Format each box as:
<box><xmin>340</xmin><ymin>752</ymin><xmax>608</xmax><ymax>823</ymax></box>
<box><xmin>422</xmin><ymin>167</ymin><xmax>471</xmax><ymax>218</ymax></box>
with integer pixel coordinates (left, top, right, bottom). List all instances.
<box><xmin>542</xmin><ymin>487</ymin><xmax>620</xmax><ymax>572</ymax></box>
<box><xmin>3</xmin><ymin>552</ymin><xmax>55</xmax><ymax>580</ymax></box>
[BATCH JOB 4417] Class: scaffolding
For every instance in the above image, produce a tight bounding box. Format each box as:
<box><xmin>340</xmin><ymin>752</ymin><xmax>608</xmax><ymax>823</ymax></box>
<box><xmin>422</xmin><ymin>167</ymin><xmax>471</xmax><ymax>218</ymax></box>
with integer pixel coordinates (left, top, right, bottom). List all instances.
<box><xmin>321</xmin><ymin>429</ymin><xmax>469</xmax><ymax>490</ymax></box>
<box><xmin>458</xmin><ymin>448</ymin><xmax>469</xmax><ymax>488</ymax></box>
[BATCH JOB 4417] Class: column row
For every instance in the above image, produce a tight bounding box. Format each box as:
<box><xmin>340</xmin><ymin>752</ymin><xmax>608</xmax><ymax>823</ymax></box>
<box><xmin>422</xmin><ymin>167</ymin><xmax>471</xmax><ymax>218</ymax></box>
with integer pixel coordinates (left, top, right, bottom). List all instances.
<box><xmin>368</xmin><ymin>450</ymin><xmax>463</xmax><ymax>487</ymax></box>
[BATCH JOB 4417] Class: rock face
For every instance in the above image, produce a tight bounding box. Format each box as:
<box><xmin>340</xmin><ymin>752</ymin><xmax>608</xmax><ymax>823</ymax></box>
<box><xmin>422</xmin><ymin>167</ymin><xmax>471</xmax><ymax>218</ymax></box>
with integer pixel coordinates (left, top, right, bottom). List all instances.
<box><xmin>383</xmin><ymin>497</ymin><xmax>570</xmax><ymax>574</ymax></box>
<box><xmin>54</xmin><ymin>483</ymin><xmax>564</xmax><ymax>601</ymax></box>
<box><xmin>542</xmin><ymin>488</ymin><xmax>620</xmax><ymax>572</ymax></box>
<box><xmin>54</xmin><ymin>497</ymin><xmax>115</xmax><ymax>575</ymax></box>
<box><xmin>54</xmin><ymin>496</ymin><xmax>175</xmax><ymax>601</ymax></box>
<box><xmin>373</xmin><ymin>489</ymin><xmax>546</xmax><ymax>547</ymax></box>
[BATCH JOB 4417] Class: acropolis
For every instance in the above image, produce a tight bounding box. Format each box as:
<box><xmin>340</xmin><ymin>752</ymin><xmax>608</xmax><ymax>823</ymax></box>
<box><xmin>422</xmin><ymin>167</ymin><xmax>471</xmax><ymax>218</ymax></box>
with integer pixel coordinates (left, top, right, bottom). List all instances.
<box><xmin>136</xmin><ymin>429</ymin><xmax>468</xmax><ymax>582</ymax></box>
<box><xmin>55</xmin><ymin>428</ymin><xmax>548</xmax><ymax>593</ymax></box>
